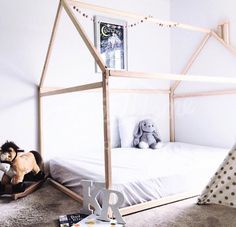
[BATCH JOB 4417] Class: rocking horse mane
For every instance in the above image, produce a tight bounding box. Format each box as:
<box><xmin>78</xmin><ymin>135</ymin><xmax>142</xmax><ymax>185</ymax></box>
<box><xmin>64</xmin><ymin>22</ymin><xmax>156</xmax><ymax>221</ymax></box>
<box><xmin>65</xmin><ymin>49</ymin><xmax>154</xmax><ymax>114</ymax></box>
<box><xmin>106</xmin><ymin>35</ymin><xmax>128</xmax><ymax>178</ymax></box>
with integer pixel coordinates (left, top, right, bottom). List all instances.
<box><xmin>1</xmin><ymin>141</ymin><xmax>42</xmax><ymax>166</ymax></box>
<box><xmin>30</xmin><ymin>150</ymin><xmax>43</xmax><ymax>167</ymax></box>
<box><xmin>1</xmin><ymin>141</ymin><xmax>24</xmax><ymax>153</ymax></box>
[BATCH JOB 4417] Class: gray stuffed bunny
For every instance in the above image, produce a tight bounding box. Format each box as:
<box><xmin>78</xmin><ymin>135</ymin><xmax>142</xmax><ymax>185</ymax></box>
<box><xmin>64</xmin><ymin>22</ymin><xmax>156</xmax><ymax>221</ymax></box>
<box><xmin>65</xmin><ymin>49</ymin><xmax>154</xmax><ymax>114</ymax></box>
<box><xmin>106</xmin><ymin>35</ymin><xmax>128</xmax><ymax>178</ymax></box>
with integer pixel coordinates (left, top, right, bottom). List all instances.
<box><xmin>133</xmin><ymin>119</ymin><xmax>162</xmax><ymax>149</ymax></box>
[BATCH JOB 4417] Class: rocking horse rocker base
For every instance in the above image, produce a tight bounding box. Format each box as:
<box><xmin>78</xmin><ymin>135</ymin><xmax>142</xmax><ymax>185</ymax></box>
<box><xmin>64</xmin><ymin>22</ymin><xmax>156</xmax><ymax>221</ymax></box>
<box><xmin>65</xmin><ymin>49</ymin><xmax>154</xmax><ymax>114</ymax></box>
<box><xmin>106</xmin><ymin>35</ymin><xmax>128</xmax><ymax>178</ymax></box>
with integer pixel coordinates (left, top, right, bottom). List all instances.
<box><xmin>0</xmin><ymin>170</ymin><xmax>46</xmax><ymax>200</ymax></box>
<box><xmin>0</xmin><ymin>178</ymin><xmax>46</xmax><ymax>200</ymax></box>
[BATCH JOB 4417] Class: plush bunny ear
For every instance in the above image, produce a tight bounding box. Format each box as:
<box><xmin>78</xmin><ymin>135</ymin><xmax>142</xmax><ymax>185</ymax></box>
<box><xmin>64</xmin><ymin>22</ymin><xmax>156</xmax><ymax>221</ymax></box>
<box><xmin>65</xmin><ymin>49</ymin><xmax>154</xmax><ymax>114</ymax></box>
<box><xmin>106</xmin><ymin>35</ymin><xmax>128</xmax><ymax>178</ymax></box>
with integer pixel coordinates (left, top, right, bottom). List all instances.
<box><xmin>133</xmin><ymin>122</ymin><xmax>143</xmax><ymax>146</ymax></box>
<box><xmin>134</xmin><ymin>121</ymin><xmax>143</xmax><ymax>138</ymax></box>
<box><xmin>133</xmin><ymin>121</ymin><xmax>143</xmax><ymax>146</ymax></box>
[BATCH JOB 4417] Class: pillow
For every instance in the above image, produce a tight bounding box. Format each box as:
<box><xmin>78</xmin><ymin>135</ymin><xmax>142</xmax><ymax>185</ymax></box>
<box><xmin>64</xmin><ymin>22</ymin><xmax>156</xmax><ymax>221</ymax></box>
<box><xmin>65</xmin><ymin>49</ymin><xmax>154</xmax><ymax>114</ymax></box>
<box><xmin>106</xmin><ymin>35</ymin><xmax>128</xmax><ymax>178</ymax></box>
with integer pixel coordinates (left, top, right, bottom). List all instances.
<box><xmin>118</xmin><ymin>116</ymin><xmax>138</xmax><ymax>148</ymax></box>
<box><xmin>118</xmin><ymin>115</ymin><xmax>162</xmax><ymax>148</ymax></box>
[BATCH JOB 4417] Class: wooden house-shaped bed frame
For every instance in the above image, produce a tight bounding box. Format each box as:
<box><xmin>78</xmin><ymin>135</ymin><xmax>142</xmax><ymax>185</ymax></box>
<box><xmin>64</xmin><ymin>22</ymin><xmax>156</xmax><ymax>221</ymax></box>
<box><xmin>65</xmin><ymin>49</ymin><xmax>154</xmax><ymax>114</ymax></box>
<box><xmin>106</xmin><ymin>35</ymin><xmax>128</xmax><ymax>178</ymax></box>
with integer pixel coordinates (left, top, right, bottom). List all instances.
<box><xmin>39</xmin><ymin>0</ymin><xmax>236</xmax><ymax>215</ymax></box>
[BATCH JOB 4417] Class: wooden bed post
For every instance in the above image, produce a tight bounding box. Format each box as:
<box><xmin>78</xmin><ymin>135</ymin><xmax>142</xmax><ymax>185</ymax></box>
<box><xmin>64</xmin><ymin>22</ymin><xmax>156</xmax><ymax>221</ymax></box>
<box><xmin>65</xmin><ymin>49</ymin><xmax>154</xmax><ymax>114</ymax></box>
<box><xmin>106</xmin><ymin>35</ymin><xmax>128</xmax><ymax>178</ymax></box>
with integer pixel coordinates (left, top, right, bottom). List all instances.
<box><xmin>169</xmin><ymin>93</ymin><xmax>175</xmax><ymax>142</ymax></box>
<box><xmin>38</xmin><ymin>0</ymin><xmax>62</xmax><ymax>158</ymax></box>
<box><xmin>38</xmin><ymin>87</ymin><xmax>43</xmax><ymax>158</ymax></box>
<box><xmin>102</xmin><ymin>69</ymin><xmax>112</xmax><ymax>189</ymax></box>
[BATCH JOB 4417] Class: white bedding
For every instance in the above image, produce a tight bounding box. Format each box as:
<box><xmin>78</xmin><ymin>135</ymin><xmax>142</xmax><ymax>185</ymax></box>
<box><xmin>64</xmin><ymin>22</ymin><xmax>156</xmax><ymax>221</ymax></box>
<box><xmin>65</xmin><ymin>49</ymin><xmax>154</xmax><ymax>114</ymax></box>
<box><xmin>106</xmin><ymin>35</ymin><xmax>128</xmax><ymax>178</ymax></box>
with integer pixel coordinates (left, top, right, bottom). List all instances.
<box><xmin>49</xmin><ymin>142</ymin><xmax>228</xmax><ymax>206</ymax></box>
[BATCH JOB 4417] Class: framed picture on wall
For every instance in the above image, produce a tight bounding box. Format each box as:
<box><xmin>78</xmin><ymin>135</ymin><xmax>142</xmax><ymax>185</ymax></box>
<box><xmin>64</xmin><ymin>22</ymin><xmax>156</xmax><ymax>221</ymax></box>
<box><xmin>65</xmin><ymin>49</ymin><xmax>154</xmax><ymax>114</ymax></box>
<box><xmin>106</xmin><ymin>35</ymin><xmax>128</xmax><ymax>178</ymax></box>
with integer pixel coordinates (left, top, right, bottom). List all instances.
<box><xmin>94</xmin><ymin>15</ymin><xmax>128</xmax><ymax>72</ymax></box>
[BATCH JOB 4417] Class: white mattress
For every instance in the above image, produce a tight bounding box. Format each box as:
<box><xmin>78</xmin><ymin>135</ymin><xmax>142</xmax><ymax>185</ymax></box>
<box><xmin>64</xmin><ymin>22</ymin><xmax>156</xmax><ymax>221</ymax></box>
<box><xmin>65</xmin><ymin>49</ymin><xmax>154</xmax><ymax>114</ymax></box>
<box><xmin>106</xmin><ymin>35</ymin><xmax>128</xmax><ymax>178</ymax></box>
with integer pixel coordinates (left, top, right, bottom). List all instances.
<box><xmin>49</xmin><ymin>142</ymin><xmax>228</xmax><ymax>207</ymax></box>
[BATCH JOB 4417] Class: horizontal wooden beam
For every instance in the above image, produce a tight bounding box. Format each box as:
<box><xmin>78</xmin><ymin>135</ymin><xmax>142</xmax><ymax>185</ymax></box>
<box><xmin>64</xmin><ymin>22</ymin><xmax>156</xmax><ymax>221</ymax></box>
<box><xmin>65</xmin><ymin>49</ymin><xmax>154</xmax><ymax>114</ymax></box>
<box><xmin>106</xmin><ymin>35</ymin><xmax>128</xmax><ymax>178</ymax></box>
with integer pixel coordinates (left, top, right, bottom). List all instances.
<box><xmin>41</xmin><ymin>87</ymin><xmax>170</xmax><ymax>94</ymax></box>
<box><xmin>49</xmin><ymin>178</ymin><xmax>199</xmax><ymax>216</ymax></box>
<box><xmin>110</xmin><ymin>70</ymin><xmax>236</xmax><ymax>84</ymax></box>
<box><xmin>40</xmin><ymin>82</ymin><xmax>103</xmax><ymax>97</ymax></box>
<box><xmin>111</xmin><ymin>88</ymin><xmax>170</xmax><ymax>94</ymax></box>
<box><xmin>68</xmin><ymin>0</ymin><xmax>210</xmax><ymax>33</ymax></box>
<box><xmin>48</xmin><ymin>178</ymin><xmax>83</xmax><ymax>203</ymax></box>
<box><xmin>40</xmin><ymin>87</ymin><xmax>63</xmax><ymax>93</ymax></box>
<box><xmin>120</xmin><ymin>191</ymin><xmax>199</xmax><ymax>216</ymax></box>
<box><xmin>174</xmin><ymin>89</ymin><xmax>236</xmax><ymax>99</ymax></box>
<box><xmin>62</xmin><ymin>0</ymin><xmax>106</xmax><ymax>72</ymax></box>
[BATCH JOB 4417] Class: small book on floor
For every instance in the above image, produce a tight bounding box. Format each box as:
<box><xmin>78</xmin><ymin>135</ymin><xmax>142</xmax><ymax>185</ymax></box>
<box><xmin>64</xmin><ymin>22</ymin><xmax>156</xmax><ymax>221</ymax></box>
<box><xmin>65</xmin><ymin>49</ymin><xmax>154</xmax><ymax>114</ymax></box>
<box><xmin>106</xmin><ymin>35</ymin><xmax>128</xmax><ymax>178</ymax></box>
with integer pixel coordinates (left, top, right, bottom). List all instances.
<box><xmin>76</xmin><ymin>214</ymin><xmax>125</xmax><ymax>227</ymax></box>
<box><xmin>58</xmin><ymin>212</ymin><xmax>88</xmax><ymax>227</ymax></box>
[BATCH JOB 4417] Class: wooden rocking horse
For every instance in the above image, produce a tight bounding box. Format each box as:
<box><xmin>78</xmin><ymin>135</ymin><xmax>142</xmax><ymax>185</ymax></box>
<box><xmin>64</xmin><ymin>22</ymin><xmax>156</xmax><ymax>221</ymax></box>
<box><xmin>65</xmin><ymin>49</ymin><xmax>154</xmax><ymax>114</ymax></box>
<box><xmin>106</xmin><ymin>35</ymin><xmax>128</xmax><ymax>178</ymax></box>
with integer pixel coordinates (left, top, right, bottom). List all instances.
<box><xmin>0</xmin><ymin>141</ymin><xmax>45</xmax><ymax>199</ymax></box>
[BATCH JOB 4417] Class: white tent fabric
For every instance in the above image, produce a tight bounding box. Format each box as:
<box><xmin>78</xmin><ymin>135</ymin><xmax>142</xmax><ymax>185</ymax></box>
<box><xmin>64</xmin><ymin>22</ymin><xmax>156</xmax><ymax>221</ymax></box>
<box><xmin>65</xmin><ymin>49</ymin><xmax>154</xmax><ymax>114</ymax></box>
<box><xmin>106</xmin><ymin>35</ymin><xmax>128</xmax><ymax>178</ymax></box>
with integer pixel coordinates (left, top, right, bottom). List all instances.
<box><xmin>198</xmin><ymin>143</ymin><xmax>236</xmax><ymax>207</ymax></box>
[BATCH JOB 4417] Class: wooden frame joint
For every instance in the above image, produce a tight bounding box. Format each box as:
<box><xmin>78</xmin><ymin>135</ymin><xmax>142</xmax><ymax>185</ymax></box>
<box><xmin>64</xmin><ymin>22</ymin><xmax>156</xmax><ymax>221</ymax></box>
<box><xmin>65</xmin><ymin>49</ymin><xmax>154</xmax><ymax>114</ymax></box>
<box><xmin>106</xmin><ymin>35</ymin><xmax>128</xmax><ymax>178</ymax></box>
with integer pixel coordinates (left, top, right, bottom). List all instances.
<box><xmin>216</xmin><ymin>21</ymin><xmax>230</xmax><ymax>44</ymax></box>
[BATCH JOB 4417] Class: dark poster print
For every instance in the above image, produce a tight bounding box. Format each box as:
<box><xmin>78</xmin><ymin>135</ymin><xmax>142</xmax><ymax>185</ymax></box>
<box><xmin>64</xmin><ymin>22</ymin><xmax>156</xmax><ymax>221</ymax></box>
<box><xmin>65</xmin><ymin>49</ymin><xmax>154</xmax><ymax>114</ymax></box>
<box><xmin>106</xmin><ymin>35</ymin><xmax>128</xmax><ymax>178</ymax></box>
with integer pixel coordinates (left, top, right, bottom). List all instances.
<box><xmin>94</xmin><ymin>16</ymin><xmax>127</xmax><ymax>71</ymax></box>
<box><xmin>100</xmin><ymin>22</ymin><xmax>124</xmax><ymax>69</ymax></box>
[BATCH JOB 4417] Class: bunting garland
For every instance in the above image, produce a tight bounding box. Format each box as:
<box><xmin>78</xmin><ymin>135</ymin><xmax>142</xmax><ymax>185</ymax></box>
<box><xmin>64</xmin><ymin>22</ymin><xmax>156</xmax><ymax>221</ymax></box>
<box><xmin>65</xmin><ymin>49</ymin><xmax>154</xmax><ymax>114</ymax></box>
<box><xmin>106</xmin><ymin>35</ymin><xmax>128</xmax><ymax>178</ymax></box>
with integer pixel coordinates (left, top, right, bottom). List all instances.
<box><xmin>72</xmin><ymin>6</ymin><xmax>178</xmax><ymax>29</ymax></box>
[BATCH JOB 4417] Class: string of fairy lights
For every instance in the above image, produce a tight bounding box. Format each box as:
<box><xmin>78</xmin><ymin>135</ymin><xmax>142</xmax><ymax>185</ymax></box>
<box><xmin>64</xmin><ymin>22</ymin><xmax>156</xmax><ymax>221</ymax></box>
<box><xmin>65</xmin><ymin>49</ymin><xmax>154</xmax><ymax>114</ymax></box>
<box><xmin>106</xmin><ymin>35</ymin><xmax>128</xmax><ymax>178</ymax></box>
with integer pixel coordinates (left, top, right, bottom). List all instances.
<box><xmin>72</xmin><ymin>6</ymin><xmax>179</xmax><ymax>29</ymax></box>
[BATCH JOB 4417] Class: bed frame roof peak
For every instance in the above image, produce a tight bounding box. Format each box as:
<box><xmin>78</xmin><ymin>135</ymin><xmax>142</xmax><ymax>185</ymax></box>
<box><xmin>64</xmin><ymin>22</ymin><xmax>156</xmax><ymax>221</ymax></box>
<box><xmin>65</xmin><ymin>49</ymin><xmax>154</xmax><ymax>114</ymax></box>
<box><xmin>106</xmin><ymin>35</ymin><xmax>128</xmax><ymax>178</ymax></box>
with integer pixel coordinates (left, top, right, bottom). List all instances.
<box><xmin>39</xmin><ymin>0</ymin><xmax>236</xmax><ymax>90</ymax></box>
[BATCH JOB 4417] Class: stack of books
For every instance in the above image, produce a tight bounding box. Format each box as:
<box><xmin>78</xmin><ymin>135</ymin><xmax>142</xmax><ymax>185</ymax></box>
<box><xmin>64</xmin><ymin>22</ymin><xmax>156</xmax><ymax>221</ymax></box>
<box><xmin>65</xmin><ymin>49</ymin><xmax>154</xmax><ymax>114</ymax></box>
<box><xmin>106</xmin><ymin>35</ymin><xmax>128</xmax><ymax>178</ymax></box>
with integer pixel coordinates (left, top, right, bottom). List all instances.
<box><xmin>59</xmin><ymin>213</ymin><xmax>125</xmax><ymax>227</ymax></box>
<box><xmin>59</xmin><ymin>213</ymin><xmax>88</xmax><ymax>227</ymax></box>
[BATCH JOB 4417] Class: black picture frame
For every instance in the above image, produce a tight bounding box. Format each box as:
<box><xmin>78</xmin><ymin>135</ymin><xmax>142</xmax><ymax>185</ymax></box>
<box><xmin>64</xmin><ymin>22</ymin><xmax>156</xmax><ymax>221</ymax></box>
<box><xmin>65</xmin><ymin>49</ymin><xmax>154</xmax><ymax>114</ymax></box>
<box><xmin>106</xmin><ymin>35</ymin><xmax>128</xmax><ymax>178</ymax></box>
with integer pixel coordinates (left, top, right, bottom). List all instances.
<box><xmin>94</xmin><ymin>15</ymin><xmax>128</xmax><ymax>72</ymax></box>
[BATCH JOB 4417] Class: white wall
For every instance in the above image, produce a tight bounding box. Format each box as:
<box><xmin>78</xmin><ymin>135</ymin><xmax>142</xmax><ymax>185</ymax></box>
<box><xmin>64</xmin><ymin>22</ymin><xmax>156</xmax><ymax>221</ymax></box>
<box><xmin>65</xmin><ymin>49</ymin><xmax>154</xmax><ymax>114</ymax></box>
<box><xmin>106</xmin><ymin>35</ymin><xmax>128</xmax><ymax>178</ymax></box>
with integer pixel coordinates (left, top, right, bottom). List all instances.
<box><xmin>0</xmin><ymin>0</ymin><xmax>171</xmax><ymax>157</ymax></box>
<box><xmin>42</xmin><ymin>0</ymin><xmax>171</xmax><ymax>159</ymax></box>
<box><xmin>171</xmin><ymin>0</ymin><xmax>236</xmax><ymax>148</ymax></box>
<box><xmin>0</xmin><ymin>0</ymin><xmax>58</xmax><ymax>151</ymax></box>
<box><xmin>1</xmin><ymin>0</ymin><xmax>236</xmax><ymax>153</ymax></box>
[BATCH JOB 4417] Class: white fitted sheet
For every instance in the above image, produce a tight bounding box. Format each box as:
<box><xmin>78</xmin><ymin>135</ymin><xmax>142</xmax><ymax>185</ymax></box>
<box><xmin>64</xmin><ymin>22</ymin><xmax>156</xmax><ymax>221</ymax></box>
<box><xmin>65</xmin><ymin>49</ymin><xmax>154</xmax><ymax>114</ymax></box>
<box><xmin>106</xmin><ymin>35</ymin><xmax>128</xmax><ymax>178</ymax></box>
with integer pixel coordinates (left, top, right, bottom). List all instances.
<box><xmin>49</xmin><ymin>142</ymin><xmax>228</xmax><ymax>207</ymax></box>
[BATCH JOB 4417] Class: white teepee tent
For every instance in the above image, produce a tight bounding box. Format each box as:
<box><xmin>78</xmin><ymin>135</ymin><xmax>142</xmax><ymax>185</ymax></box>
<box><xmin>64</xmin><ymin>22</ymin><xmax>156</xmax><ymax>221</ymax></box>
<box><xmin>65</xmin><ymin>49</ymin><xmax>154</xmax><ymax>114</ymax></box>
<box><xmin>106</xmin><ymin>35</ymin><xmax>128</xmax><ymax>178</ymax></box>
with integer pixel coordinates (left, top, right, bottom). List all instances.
<box><xmin>198</xmin><ymin>143</ymin><xmax>236</xmax><ymax>207</ymax></box>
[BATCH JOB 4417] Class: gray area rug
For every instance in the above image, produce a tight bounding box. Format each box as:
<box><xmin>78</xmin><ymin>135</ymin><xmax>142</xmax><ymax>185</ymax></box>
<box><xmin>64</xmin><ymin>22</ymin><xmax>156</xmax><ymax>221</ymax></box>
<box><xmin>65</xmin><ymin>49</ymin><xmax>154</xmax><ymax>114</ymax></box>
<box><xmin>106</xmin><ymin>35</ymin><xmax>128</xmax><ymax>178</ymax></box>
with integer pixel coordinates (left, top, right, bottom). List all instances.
<box><xmin>125</xmin><ymin>198</ymin><xmax>236</xmax><ymax>227</ymax></box>
<box><xmin>0</xmin><ymin>180</ymin><xmax>81</xmax><ymax>227</ymax></box>
<box><xmin>1</xmin><ymin>180</ymin><xmax>236</xmax><ymax>227</ymax></box>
